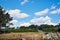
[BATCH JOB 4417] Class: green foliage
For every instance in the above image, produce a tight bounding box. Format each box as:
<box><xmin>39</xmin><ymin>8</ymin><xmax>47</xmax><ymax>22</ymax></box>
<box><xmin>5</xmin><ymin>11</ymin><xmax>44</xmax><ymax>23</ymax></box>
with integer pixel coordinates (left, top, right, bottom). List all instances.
<box><xmin>0</xmin><ymin>6</ymin><xmax>13</xmax><ymax>33</ymax></box>
<box><xmin>0</xmin><ymin>7</ymin><xmax>12</xmax><ymax>27</ymax></box>
<box><xmin>9</xmin><ymin>27</ymin><xmax>38</xmax><ymax>32</ymax></box>
<box><xmin>8</xmin><ymin>23</ymin><xmax>60</xmax><ymax>33</ymax></box>
<box><xmin>38</xmin><ymin>24</ymin><xmax>60</xmax><ymax>32</ymax></box>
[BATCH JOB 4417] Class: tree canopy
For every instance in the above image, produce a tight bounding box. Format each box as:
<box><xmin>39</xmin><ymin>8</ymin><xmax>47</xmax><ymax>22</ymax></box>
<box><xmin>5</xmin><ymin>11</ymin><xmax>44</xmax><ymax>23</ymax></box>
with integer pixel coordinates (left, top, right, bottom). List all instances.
<box><xmin>0</xmin><ymin>6</ymin><xmax>13</xmax><ymax>33</ymax></box>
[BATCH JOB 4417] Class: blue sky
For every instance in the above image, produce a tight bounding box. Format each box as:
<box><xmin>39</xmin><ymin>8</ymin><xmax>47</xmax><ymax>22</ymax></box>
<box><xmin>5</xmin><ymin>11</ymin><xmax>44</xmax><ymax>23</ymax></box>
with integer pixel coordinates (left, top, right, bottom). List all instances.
<box><xmin>0</xmin><ymin>0</ymin><xmax>60</xmax><ymax>27</ymax></box>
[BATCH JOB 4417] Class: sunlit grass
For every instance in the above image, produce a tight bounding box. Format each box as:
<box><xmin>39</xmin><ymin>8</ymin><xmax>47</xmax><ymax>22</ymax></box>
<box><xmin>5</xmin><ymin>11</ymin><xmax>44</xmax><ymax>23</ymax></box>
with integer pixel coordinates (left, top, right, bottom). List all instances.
<box><xmin>0</xmin><ymin>31</ymin><xmax>43</xmax><ymax>40</ymax></box>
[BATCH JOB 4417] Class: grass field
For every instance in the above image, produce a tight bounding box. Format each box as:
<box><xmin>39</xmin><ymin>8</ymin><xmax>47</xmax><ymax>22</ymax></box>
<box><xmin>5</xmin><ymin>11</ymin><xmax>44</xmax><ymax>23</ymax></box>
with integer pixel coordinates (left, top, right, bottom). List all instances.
<box><xmin>0</xmin><ymin>31</ymin><xmax>60</xmax><ymax>40</ymax></box>
<box><xmin>0</xmin><ymin>32</ymin><xmax>43</xmax><ymax>40</ymax></box>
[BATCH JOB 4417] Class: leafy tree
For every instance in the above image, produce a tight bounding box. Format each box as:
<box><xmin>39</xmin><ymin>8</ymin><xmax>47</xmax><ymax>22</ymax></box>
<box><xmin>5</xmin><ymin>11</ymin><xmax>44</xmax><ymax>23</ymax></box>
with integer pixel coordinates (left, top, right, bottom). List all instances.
<box><xmin>29</xmin><ymin>24</ymin><xmax>38</xmax><ymax>28</ymax></box>
<box><xmin>0</xmin><ymin>6</ymin><xmax>13</xmax><ymax>33</ymax></box>
<box><xmin>58</xmin><ymin>23</ymin><xmax>60</xmax><ymax>26</ymax></box>
<box><xmin>58</xmin><ymin>28</ymin><xmax>60</xmax><ymax>32</ymax></box>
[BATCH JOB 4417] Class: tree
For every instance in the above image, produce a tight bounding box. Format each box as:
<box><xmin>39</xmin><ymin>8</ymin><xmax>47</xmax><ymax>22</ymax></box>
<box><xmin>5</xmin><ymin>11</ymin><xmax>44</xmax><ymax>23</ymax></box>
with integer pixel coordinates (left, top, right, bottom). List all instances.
<box><xmin>0</xmin><ymin>6</ymin><xmax>13</xmax><ymax>33</ymax></box>
<box><xmin>58</xmin><ymin>28</ymin><xmax>60</xmax><ymax>32</ymax></box>
<box><xmin>29</xmin><ymin>24</ymin><xmax>38</xmax><ymax>28</ymax></box>
<box><xmin>58</xmin><ymin>23</ymin><xmax>60</xmax><ymax>26</ymax></box>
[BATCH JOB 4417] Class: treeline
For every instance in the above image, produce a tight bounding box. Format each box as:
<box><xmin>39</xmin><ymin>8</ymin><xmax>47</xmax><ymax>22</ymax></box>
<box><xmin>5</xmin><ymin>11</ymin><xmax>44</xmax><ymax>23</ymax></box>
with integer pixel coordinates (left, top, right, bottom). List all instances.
<box><xmin>6</xmin><ymin>23</ymin><xmax>60</xmax><ymax>33</ymax></box>
<box><xmin>8</xmin><ymin>25</ymin><xmax>38</xmax><ymax>32</ymax></box>
<box><xmin>38</xmin><ymin>24</ymin><xmax>60</xmax><ymax>32</ymax></box>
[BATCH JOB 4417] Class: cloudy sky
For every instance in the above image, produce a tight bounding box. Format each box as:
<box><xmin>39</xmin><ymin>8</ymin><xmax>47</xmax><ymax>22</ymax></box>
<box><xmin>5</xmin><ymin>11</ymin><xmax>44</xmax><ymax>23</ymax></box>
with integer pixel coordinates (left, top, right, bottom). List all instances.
<box><xmin>0</xmin><ymin>0</ymin><xmax>60</xmax><ymax>27</ymax></box>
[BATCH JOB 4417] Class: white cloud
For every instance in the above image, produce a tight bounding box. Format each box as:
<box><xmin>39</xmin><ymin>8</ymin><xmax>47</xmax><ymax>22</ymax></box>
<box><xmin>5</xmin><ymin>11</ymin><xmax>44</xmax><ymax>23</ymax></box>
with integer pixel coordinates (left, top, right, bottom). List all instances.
<box><xmin>7</xmin><ymin>9</ymin><xmax>30</xmax><ymax>27</ymax></box>
<box><xmin>8</xmin><ymin>9</ymin><xmax>29</xmax><ymax>18</ymax></box>
<box><xmin>18</xmin><ymin>13</ymin><xmax>29</xmax><ymax>18</ymax></box>
<box><xmin>9</xmin><ymin>20</ymin><xmax>19</xmax><ymax>28</ymax></box>
<box><xmin>51</xmin><ymin>5</ymin><xmax>56</xmax><ymax>9</ymax></box>
<box><xmin>30</xmin><ymin>16</ymin><xmax>56</xmax><ymax>25</ymax></box>
<box><xmin>10</xmin><ymin>20</ymin><xmax>18</xmax><ymax>24</ymax></box>
<box><xmin>44</xmin><ymin>20</ymin><xmax>57</xmax><ymax>25</ymax></box>
<box><xmin>50</xmin><ymin>10</ymin><xmax>57</xmax><ymax>14</ymax></box>
<box><xmin>21</xmin><ymin>0</ymin><xmax>29</xmax><ymax>5</ymax></box>
<box><xmin>20</xmin><ymin>22</ymin><xmax>31</xmax><ymax>27</ymax></box>
<box><xmin>30</xmin><ymin>16</ymin><xmax>51</xmax><ymax>23</ymax></box>
<box><xmin>35</xmin><ymin>8</ymin><xmax>49</xmax><ymax>16</ymax></box>
<box><xmin>6</xmin><ymin>20</ymin><xmax>18</xmax><ymax>27</ymax></box>
<box><xmin>50</xmin><ymin>8</ymin><xmax>60</xmax><ymax>14</ymax></box>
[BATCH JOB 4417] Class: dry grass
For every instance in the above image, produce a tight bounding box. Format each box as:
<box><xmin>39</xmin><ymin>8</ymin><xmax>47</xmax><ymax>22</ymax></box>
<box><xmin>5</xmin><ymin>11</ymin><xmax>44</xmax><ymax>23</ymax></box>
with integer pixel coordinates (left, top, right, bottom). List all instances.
<box><xmin>0</xmin><ymin>32</ymin><xmax>43</xmax><ymax>40</ymax></box>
